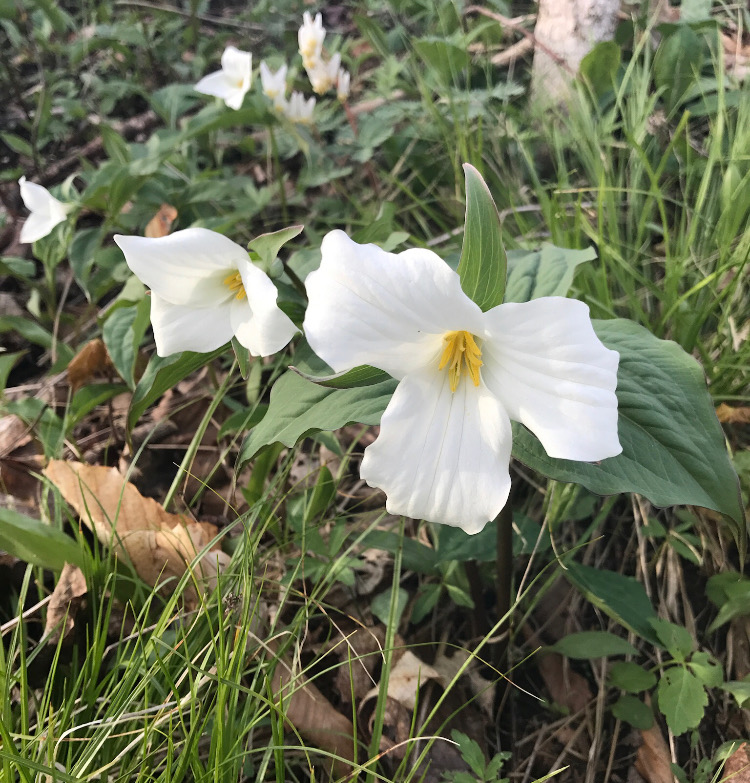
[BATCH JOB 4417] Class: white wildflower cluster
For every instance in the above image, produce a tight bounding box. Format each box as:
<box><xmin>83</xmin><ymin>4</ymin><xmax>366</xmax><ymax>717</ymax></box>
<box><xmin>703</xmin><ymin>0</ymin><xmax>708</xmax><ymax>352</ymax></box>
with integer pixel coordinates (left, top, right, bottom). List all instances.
<box><xmin>298</xmin><ymin>12</ymin><xmax>350</xmax><ymax>101</ymax></box>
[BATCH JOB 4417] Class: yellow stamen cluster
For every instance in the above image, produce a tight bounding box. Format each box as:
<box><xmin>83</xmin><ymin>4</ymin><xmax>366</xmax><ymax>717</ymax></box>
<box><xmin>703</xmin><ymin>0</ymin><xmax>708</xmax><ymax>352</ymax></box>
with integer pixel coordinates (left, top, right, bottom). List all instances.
<box><xmin>438</xmin><ymin>330</ymin><xmax>483</xmax><ymax>393</ymax></box>
<box><xmin>223</xmin><ymin>271</ymin><xmax>247</xmax><ymax>300</ymax></box>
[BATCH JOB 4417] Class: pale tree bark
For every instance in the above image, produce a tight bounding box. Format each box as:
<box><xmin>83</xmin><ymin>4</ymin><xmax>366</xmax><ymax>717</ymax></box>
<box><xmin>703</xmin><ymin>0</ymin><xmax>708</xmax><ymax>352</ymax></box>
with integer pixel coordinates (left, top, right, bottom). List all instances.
<box><xmin>530</xmin><ymin>0</ymin><xmax>621</xmax><ymax>105</ymax></box>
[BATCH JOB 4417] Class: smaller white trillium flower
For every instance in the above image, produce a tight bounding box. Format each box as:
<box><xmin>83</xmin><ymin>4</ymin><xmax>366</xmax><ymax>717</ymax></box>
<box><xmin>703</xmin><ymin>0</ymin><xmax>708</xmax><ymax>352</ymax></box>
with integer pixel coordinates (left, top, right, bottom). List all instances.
<box><xmin>260</xmin><ymin>61</ymin><xmax>288</xmax><ymax>109</ymax></box>
<box><xmin>336</xmin><ymin>68</ymin><xmax>350</xmax><ymax>101</ymax></box>
<box><xmin>114</xmin><ymin>228</ymin><xmax>298</xmax><ymax>357</ymax></box>
<box><xmin>306</xmin><ymin>52</ymin><xmax>341</xmax><ymax>95</ymax></box>
<box><xmin>304</xmin><ymin>231</ymin><xmax>622</xmax><ymax>534</ymax></box>
<box><xmin>284</xmin><ymin>91</ymin><xmax>316</xmax><ymax>124</ymax></box>
<box><xmin>298</xmin><ymin>11</ymin><xmax>325</xmax><ymax>70</ymax></box>
<box><xmin>18</xmin><ymin>176</ymin><xmax>72</xmax><ymax>243</ymax></box>
<box><xmin>194</xmin><ymin>46</ymin><xmax>253</xmax><ymax>110</ymax></box>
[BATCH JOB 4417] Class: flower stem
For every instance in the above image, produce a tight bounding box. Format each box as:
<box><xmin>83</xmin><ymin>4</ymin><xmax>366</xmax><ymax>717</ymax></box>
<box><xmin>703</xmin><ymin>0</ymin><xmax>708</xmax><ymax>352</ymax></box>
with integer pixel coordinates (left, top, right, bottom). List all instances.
<box><xmin>495</xmin><ymin>500</ymin><xmax>514</xmax><ymax>673</ymax></box>
<box><xmin>268</xmin><ymin>126</ymin><xmax>288</xmax><ymax>224</ymax></box>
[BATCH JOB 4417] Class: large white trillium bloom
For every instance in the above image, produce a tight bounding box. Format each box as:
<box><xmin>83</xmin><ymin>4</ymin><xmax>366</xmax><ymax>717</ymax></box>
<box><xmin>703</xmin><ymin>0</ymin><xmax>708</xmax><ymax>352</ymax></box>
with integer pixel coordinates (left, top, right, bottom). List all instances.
<box><xmin>114</xmin><ymin>228</ymin><xmax>297</xmax><ymax>357</ymax></box>
<box><xmin>18</xmin><ymin>176</ymin><xmax>71</xmax><ymax>243</ymax></box>
<box><xmin>304</xmin><ymin>230</ymin><xmax>622</xmax><ymax>534</ymax></box>
<box><xmin>194</xmin><ymin>46</ymin><xmax>252</xmax><ymax>110</ymax></box>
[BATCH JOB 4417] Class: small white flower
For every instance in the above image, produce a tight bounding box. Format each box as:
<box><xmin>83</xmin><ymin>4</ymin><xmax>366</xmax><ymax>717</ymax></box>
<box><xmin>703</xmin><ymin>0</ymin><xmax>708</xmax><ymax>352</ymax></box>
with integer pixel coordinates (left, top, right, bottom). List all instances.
<box><xmin>260</xmin><ymin>61</ymin><xmax>288</xmax><ymax>109</ymax></box>
<box><xmin>306</xmin><ymin>52</ymin><xmax>340</xmax><ymax>95</ymax></box>
<box><xmin>337</xmin><ymin>67</ymin><xmax>350</xmax><ymax>101</ymax></box>
<box><xmin>18</xmin><ymin>176</ymin><xmax>72</xmax><ymax>244</ymax></box>
<box><xmin>298</xmin><ymin>12</ymin><xmax>325</xmax><ymax>70</ymax></box>
<box><xmin>284</xmin><ymin>91</ymin><xmax>316</xmax><ymax>124</ymax></box>
<box><xmin>194</xmin><ymin>46</ymin><xmax>253</xmax><ymax>110</ymax></box>
<box><xmin>114</xmin><ymin>228</ymin><xmax>297</xmax><ymax>357</ymax></box>
<box><xmin>304</xmin><ymin>231</ymin><xmax>622</xmax><ymax>534</ymax></box>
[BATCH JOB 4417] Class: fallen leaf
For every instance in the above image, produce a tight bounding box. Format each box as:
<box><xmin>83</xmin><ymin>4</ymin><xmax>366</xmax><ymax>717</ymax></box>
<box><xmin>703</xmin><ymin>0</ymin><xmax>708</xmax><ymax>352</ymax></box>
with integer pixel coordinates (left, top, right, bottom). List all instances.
<box><xmin>634</xmin><ymin>720</ymin><xmax>674</xmax><ymax>783</ymax></box>
<box><xmin>43</xmin><ymin>461</ymin><xmax>229</xmax><ymax>607</ymax></box>
<box><xmin>145</xmin><ymin>204</ymin><xmax>178</xmax><ymax>238</ymax></box>
<box><xmin>722</xmin><ymin>742</ymin><xmax>750</xmax><ymax>781</ymax></box>
<box><xmin>67</xmin><ymin>339</ymin><xmax>113</xmax><ymax>391</ymax></box>
<box><xmin>363</xmin><ymin>649</ymin><xmax>441</xmax><ymax>710</ymax></box>
<box><xmin>44</xmin><ymin>563</ymin><xmax>87</xmax><ymax>644</ymax></box>
<box><xmin>536</xmin><ymin>650</ymin><xmax>592</xmax><ymax>714</ymax></box>
<box><xmin>716</xmin><ymin>404</ymin><xmax>750</xmax><ymax>424</ymax></box>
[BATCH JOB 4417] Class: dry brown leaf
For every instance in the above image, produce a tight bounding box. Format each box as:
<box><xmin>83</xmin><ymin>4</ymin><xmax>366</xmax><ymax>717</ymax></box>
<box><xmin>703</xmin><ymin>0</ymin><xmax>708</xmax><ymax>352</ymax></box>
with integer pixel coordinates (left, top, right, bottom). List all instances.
<box><xmin>716</xmin><ymin>403</ymin><xmax>750</xmax><ymax>424</ymax></box>
<box><xmin>722</xmin><ymin>742</ymin><xmax>750</xmax><ymax>781</ymax></box>
<box><xmin>363</xmin><ymin>649</ymin><xmax>440</xmax><ymax>710</ymax></box>
<box><xmin>43</xmin><ymin>461</ymin><xmax>229</xmax><ymax>606</ymax></box>
<box><xmin>635</xmin><ymin>721</ymin><xmax>675</xmax><ymax>783</ymax></box>
<box><xmin>333</xmin><ymin>623</ymin><xmax>385</xmax><ymax>703</ymax></box>
<box><xmin>44</xmin><ymin>563</ymin><xmax>87</xmax><ymax>644</ymax></box>
<box><xmin>271</xmin><ymin>656</ymin><xmax>356</xmax><ymax>779</ymax></box>
<box><xmin>145</xmin><ymin>204</ymin><xmax>178</xmax><ymax>238</ymax></box>
<box><xmin>536</xmin><ymin>650</ymin><xmax>592</xmax><ymax>714</ymax></box>
<box><xmin>67</xmin><ymin>339</ymin><xmax>113</xmax><ymax>391</ymax></box>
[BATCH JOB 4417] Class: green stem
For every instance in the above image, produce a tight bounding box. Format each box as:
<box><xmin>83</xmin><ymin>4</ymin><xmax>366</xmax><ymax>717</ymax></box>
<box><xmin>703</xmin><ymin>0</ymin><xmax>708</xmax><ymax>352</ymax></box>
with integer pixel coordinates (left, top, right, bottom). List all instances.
<box><xmin>268</xmin><ymin>126</ymin><xmax>288</xmax><ymax>224</ymax></box>
<box><xmin>495</xmin><ymin>500</ymin><xmax>514</xmax><ymax>672</ymax></box>
<box><xmin>281</xmin><ymin>259</ymin><xmax>308</xmax><ymax>301</ymax></box>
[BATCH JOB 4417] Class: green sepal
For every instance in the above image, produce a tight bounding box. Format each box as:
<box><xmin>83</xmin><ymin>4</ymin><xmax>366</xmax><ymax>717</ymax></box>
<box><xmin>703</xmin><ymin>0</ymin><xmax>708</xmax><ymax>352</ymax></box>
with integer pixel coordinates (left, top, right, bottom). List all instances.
<box><xmin>457</xmin><ymin>163</ymin><xmax>506</xmax><ymax>311</ymax></box>
<box><xmin>247</xmin><ymin>225</ymin><xmax>304</xmax><ymax>273</ymax></box>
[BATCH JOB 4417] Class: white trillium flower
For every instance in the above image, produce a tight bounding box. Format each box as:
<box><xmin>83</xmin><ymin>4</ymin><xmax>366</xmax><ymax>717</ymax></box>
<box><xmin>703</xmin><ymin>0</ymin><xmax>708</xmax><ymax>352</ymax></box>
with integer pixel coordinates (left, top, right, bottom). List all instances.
<box><xmin>306</xmin><ymin>52</ymin><xmax>341</xmax><ymax>95</ymax></box>
<box><xmin>284</xmin><ymin>91</ymin><xmax>316</xmax><ymax>124</ymax></box>
<box><xmin>298</xmin><ymin>11</ymin><xmax>325</xmax><ymax>70</ymax></box>
<box><xmin>194</xmin><ymin>46</ymin><xmax>253</xmax><ymax>110</ymax></box>
<box><xmin>336</xmin><ymin>68</ymin><xmax>351</xmax><ymax>101</ymax></box>
<box><xmin>260</xmin><ymin>61</ymin><xmax>288</xmax><ymax>110</ymax></box>
<box><xmin>114</xmin><ymin>228</ymin><xmax>298</xmax><ymax>357</ymax></box>
<box><xmin>18</xmin><ymin>176</ymin><xmax>72</xmax><ymax>243</ymax></box>
<box><xmin>304</xmin><ymin>230</ymin><xmax>622</xmax><ymax>534</ymax></box>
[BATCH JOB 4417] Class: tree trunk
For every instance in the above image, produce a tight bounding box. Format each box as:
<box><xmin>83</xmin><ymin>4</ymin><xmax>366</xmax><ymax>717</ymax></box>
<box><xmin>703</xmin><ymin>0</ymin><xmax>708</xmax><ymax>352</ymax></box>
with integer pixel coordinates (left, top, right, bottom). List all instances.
<box><xmin>531</xmin><ymin>0</ymin><xmax>621</xmax><ymax>105</ymax></box>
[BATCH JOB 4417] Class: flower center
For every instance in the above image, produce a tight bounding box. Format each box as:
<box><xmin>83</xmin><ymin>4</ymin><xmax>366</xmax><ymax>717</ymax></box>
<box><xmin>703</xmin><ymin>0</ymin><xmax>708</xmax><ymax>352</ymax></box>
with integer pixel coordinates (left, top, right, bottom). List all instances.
<box><xmin>223</xmin><ymin>271</ymin><xmax>247</xmax><ymax>300</ymax></box>
<box><xmin>438</xmin><ymin>330</ymin><xmax>483</xmax><ymax>393</ymax></box>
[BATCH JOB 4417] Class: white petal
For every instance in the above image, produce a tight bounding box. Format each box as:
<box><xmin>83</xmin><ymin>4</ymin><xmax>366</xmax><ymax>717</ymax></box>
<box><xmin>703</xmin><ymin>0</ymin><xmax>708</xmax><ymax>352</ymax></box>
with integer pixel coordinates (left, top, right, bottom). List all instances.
<box><xmin>150</xmin><ymin>293</ymin><xmax>234</xmax><ymax>356</ymax></box>
<box><xmin>18</xmin><ymin>176</ymin><xmax>69</xmax><ymax>243</ymax></box>
<box><xmin>360</xmin><ymin>369</ymin><xmax>513</xmax><ymax>534</ymax></box>
<box><xmin>114</xmin><ymin>229</ymin><xmax>245</xmax><ymax>308</ymax></box>
<box><xmin>304</xmin><ymin>230</ymin><xmax>485</xmax><ymax>379</ymax></box>
<box><xmin>481</xmin><ymin>297</ymin><xmax>621</xmax><ymax>461</ymax></box>
<box><xmin>194</xmin><ymin>68</ymin><xmax>247</xmax><ymax>109</ymax></box>
<box><xmin>221</xmin><ymin>46</ymin><xmax>252</xmax><ymax>85</ymax></box>
<box><xmin>229</xmin><ymin>261</ymin><xmax>298</xmax><ymax>356</ymax></box>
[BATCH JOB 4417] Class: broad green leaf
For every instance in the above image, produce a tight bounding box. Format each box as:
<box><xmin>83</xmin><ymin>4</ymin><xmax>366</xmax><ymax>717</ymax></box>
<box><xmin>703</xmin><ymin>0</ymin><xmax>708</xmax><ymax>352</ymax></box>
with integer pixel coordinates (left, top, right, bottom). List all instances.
<box><xmin>609</xmin><ymin>662</ymin><xmax>657</xmax><ymax>693</ymax></box>
<box><xmin>361</xmin><ymin>529</ymin><xmax>439</xmax><ymax>574</ymax></box>
<box><xmin>371</xmin><ymin>586</ymin><xmax>409</xmax><ymax>627</ymax></box>
<box><xmin>238</xmin><ymin>370</ymin><xmax>397</xmax><ymax>465</ymax></box>
<box><xmin>413</xmin><ymin>37</ymin><xmax>470</xmax><ymax>85</ymax></box>
<box><xmin>511</xmin><ymin>319</ymin><xmax>745</xmax><ymax>543</ymax></box>
<box><xmin>450</xmin><ymin>731</ymin><xmax>487</xmax><ymax>779</ymax></box>
<box><xmin>0</xmin><ymin>351</ymin><xmax>23</xmax><ymax>393</ymax></box>
<box><xmin>688</xmin><ymin>651</ymin><xmax>723</xmax><ymax>689</ymax></box>
<box><xmin>247</xmin><ymin>225</ymin><xmax>304</xmax><ymax>272</ymax></box>
<box><xmin>649</xmin><ymin>618</ymin><xmax>694</xmax><ymax>661</ymax></box>
<box><xmin>564</xmin><ymin>563</ymin><xmax>659</xmax><ymax>645</ymax></box>
<box><xmin>70</xmin><ymin>383</ymin><xmax>128</xmax><ymax>425</ymax></box>
<box><xmin>551</xmin><ymin>631</ymin><xmax>637</xmax><ymax>659</ymax></box>
<box><xmin>721</xmin><ymin>678</ymin><xmax>750</xmax><ymax>708</ymax></box>
<box><xmin>504</xmin><ymin>244</ymin><xmax>595</xmax><ymax>303</ymax></box>
<box><xmin>457</xmin><ymin>164</ymin><xmax>506</xmax><ymax>311</ymax></box>
<box><xmin>102</xmin><ymin>297</ymin><xmax>151</xmax><ymax>389</ymax></box>
<box><xmin>654</xmin><ymin>25</ymin><xmax>705</xmax><ymax>113</ymax></box>
<box><xmin>657</xmin><ymin>666</ymin><xmax>707</xmax><ymax>735</ymax></box>
<box><xmin>291</xmin><ymin>364</ymin><xmax>391</xmax><ymax>389</ymax></box>
<box><xmin>612</xmin><ymin>695</ymin><xmax>654</xmax><ymax>730</ymax></box>
<box><xmin>128</xmin><ymin>347</ymin><xmax>225</xmax><ymax>431</ymax></box>
<box><xmin>579</xmin><ymin>41</ymin><xmax>621</xmax><ymax>98</ymax></box>
<box><xmin>0</xmin><ymin>508</ymin><xmax>84</xmax><ymax>570</ymax></box>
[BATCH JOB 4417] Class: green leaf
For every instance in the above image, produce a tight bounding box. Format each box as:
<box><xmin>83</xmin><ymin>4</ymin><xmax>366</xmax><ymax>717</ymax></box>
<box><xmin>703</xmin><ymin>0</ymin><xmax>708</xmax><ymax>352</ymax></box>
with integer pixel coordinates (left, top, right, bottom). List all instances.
<box><xmin>102</xmin><ymin>297</ymin><xmax>150</xmax><ymax>389</ymax></box>
<box><xmin>504</xmin><ymin>244</ymin><xmax>595</xmax><ymax>303</ymax></box>
<box><xmin>0</xmin><ymin>508</ymin><xmax>84</xmax><ymax>570</ymax></box>
<box><xmin>371</xmin><ymin>586</ymin><xmax>409</xmax><ymax>627</ymax></box>
<box><xmin>564</xmin><ymin>562</ymin><xmax>659</xmax><ymax>645</ymax></box>
<box><xmin>247</xmin><ymin>225</ymin><xmax>304</xmax><ymax>272</ymax></box>
<box><xmin>511</xmin><ymin>319</ymin><xmax>745</xmax><ymax>545</ymax></box>
<box><xmin>457</xmin><ymin>164</ymin><xmax>506</xmax><ymax>311</ymax></box>
<box><xmin>649</xmin><ymin>618</ymin><xmax>694</xmax><ymax>661</ymax></box>
<box><xmin>721</xmin><ymin>678</ymin><xmax>750</xmax><ymax>709</ymax></box>
<box><xmin>551</xmin><ymin>631</ymin><xmax>637</xmax><ymax>659</ymax></box>
<box><xmin>0</xmin><ymin>351</ymin><xmax>23</xmax><ymax>393</ymax></box>
<box><xmin>128</xmin><ymin>347</ymin><xmax>225</xmax><ymax>431</ymax></box>
<box><xmin>657</xmin><ymin>666</ymin><xmax>707</xmax><ymax>735</ymax></box>
<box><xmin>579</xmin><ymin>41</ymin><xmax>621</xmax><ymax>98</ymax></box>
<box><xmin>612</xmin><ymin>695</ymin><xmax>654</xmax><ymax>730</ymax></box>
<box><xmin>413</xmin><ymin>37</ymin><xmax>470</xmax><ymax>85</ymax></box>
<box><xmin>688</xmin><ymin>651</ymin><xmax>723</xmax><ymax>689</ymax></box>
<box><xmin>654</xmin><ymin>25</ymin><xmax>705</xmax><ymax>113</ymax></box>
<box><xmin>609</xmin><ymin>662</ymin><xmax>657</xmax><ymax>693</ymax></box>
<box><xmin>291</xmin><ymin>364</ymin><xmax>391</xmax><ymax>389</ymax></box>
<box><xmin>450</xmin><ymin>730</ymin><xmax>486</xmax><ymax>779</ymax></box>
<box><xmin>238</xmin><ymin>370</ymin><xmax>397</xmax><ymax>465</ymax></box>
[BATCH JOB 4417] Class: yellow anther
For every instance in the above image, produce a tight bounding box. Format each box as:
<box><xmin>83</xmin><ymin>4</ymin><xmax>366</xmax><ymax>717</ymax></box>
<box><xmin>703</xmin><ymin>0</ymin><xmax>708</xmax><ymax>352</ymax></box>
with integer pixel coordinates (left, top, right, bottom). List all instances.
<box><xmin>438</xmin><ymin>330</ymin><xmax>483</xmax><ymax>393</ymax></box>
<box><xmin>223</xmin><ymin>271</ymin><xmax>247</xmax><ymax>300</ymax></box>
